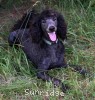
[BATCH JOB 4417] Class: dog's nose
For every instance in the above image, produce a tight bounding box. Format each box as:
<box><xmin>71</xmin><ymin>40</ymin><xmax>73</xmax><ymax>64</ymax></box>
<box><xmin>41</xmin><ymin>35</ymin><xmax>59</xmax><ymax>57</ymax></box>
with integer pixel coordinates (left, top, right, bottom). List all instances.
<box><xmin>49</xmin><ymin>26</ymin><xmax>55</xmax><ymax>32</ymax></box>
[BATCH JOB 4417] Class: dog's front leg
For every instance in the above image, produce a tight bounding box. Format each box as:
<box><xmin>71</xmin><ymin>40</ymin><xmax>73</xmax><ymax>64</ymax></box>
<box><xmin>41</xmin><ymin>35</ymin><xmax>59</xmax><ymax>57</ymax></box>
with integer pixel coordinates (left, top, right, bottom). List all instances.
<box><xmin>37</xmin><ymin>71</ymin><xmax>61</xmax><ymax>86</ymax></box>
<box><xmin>37</xmin><ymin>69</ymin><xmax>69</xmax><ymax>92</ymax></box>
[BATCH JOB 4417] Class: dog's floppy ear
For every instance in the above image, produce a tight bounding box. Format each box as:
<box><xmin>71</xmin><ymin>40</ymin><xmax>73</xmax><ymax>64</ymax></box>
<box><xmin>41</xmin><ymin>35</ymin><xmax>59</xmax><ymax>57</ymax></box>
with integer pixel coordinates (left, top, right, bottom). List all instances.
<box><xmin>57</xmin><ymin>13</ymin><xmax>67</xmax><ymax>40</ymax></box>
<box><xmin>29</xmin><ymin>16</ymin><xmax>43</xmax><ymax>43</ymax></box>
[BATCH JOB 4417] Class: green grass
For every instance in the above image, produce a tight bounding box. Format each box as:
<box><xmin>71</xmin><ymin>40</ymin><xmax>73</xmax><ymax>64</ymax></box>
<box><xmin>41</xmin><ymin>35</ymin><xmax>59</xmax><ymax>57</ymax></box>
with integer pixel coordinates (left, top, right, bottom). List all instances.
<box><xmin>0</xmin><ymin>0</ymin><xmax>95</xmax><ymax>99</ymax></box>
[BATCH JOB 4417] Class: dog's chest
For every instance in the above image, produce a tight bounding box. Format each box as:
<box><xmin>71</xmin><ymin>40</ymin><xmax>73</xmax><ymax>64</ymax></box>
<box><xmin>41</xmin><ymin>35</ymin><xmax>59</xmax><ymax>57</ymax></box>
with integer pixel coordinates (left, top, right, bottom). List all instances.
<box><xmin>50</xmin><ymin>49</ymin><xmax>57</xmax><ymax>62</ymax></box>
<box><xmin>47</xmin><ymin>45</ymin><xmax>61</xmax><ymax>63</ymax></box>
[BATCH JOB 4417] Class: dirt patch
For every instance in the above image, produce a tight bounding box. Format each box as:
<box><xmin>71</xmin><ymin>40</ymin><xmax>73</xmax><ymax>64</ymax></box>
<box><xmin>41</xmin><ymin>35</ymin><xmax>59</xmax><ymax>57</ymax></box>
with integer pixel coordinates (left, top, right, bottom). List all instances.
<box><xmin>0</xmin><ymin>3</ymin><xmax>34</xmax><ymax>33</ymax></box>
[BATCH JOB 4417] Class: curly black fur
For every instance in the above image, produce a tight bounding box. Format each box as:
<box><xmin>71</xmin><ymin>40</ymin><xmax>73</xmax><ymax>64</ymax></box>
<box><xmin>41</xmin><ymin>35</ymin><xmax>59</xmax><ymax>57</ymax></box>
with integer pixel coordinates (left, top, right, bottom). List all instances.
<box><xmin>8</xmin><ymin>9</ymin><xmax>86</xmax><ymax>92</ymax></box>
<box><xmin>11</xmin><ymin>9</ymin><xmax>67</xmax><ymax>42</ymax></box>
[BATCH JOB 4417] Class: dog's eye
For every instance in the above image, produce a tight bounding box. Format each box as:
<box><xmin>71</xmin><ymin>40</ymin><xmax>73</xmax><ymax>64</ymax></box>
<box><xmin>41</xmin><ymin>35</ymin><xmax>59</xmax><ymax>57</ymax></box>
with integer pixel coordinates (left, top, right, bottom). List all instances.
<box><xmin>42</xmin><ymin>20</ymin><xmax>46</xmax><ymax>23</ymax></box>
<box><xmin>53</xmin><ymin>17</ymin><xmax>57</xmax><ymax>21</ymax></box>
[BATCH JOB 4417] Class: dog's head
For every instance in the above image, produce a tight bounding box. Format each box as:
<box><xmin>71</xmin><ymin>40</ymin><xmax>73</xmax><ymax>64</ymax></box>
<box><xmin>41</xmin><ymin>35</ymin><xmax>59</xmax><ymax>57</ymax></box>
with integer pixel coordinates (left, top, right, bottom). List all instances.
<box><xmin>40</xmin><ymin>9</ymin><xmax>57</xmax><ymax>42</ymax></box>
<box><xmin>31</xmin><ymin>9</ymin><xmax>67</xmax><ymax>43</ymax></box>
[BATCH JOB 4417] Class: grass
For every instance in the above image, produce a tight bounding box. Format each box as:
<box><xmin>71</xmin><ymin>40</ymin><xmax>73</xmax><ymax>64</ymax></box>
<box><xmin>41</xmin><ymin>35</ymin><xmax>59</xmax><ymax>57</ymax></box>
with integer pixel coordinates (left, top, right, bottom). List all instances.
<box><xmin>0</xmin><ymin>0</ymin><xmax>95</xmax><ymax>99</ymax></box>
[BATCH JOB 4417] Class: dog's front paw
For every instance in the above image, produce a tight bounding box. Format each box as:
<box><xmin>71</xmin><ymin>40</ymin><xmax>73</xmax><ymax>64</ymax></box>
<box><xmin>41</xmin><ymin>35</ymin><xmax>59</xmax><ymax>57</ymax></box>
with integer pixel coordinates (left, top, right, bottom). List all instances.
<box><xmin>61</xmin><ymin>83</ymin><xmax>70</xmax><ymax>93</ymax></box>
<box><xmin>74</xmin><ymin>67</ymin><xmax>88</xmax><ymax>77</ymax></box>
<box><xmin>79</xmin><ymin>69</ymin><xmax>88</xmax><ymax>77</ymax></box>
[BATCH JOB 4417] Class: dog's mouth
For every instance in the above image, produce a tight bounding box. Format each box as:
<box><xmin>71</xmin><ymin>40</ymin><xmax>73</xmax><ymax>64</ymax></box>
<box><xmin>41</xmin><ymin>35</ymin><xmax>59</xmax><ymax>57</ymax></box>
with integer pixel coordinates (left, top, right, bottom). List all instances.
<box><xmin>48</xmin><ymin>32</ymin><xmax>57</xmax><ymax>41</ymax></box>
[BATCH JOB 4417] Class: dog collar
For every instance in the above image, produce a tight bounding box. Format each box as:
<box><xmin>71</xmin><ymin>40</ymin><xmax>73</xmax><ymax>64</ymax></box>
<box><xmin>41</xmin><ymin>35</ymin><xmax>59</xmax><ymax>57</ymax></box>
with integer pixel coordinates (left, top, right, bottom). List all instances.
<box><xmin>43</xmin><ymin>38</ymin><xmax>58</xmax><ymax>45</ymax></box>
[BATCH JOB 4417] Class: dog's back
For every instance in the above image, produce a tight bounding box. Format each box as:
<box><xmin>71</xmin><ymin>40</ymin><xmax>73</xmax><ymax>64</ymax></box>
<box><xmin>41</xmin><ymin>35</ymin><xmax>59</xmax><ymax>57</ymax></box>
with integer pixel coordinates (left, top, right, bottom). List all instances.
<box><xmin>11</xmin><ymin>10</ymin><xmax>39</xmax><ymax>31</ymax></box>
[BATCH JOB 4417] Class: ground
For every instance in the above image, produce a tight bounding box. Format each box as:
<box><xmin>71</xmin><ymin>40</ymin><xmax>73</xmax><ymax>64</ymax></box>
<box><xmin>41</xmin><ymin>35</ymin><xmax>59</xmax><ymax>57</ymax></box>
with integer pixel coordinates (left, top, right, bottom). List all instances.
<box><xmin>0</xmin><ymin>1</ymin><xmax>95</xmax><ymax>100</ymax></box>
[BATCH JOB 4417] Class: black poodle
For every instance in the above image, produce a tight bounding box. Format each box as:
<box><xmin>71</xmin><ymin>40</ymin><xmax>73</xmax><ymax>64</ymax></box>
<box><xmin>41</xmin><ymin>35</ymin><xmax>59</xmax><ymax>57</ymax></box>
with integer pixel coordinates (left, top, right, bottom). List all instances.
<box><xmin>8</xmin><ymin>9</ymin><xmax>86</xmax><ymax>92</ymax></box>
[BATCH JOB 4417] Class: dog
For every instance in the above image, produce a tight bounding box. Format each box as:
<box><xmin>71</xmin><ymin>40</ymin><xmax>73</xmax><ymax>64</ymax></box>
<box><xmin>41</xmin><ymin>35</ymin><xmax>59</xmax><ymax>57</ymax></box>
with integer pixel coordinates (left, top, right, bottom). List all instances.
<box><xmin>8</xmin><ymin>9</ymin><xmax>86</xmax><ymax>92</ymax></box>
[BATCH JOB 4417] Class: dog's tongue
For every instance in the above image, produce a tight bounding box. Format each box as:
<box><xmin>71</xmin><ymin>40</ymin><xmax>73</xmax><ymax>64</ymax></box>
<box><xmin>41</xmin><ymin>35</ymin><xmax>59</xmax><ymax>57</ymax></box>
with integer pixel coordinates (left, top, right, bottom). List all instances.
<box><xmin>48</xmin><ymin>32</ymin><xmax>56</xmax><ymax>41</ymax></box>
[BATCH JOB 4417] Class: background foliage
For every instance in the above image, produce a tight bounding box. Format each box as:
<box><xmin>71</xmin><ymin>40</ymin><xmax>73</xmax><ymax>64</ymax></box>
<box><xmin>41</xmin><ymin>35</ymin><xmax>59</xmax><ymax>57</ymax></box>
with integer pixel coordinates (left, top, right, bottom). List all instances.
<box><xmin>0</xmin><ymin>0</ymin><xmax>95</xmax><ymax>100</ymax></box>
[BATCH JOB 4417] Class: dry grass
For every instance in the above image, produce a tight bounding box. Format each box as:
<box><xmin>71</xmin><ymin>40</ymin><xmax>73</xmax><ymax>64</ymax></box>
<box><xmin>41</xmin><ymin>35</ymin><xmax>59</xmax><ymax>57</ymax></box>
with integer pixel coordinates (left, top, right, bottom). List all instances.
<box><xmin>0</xmin><ymin>0</ymin><xmax>95</xmax><ymax>99</ymax></box>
